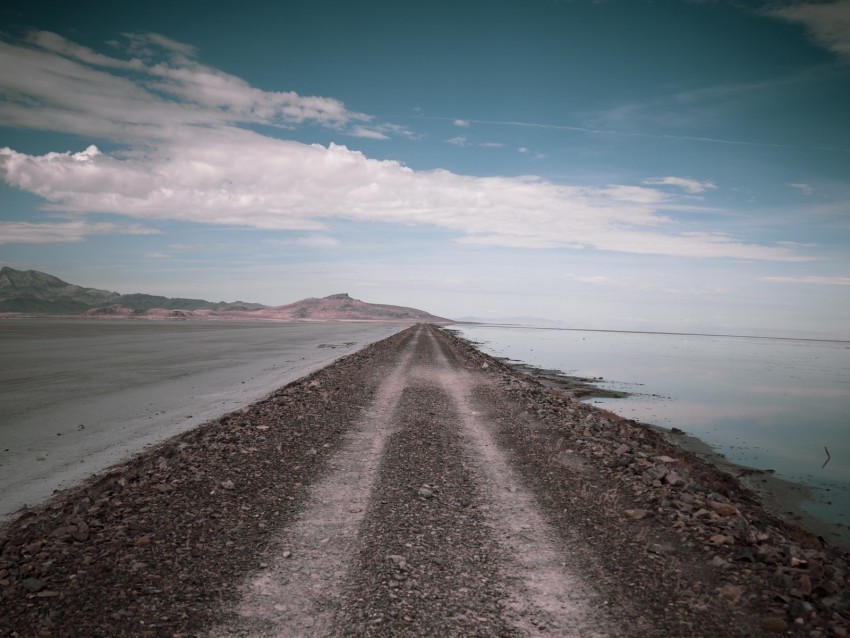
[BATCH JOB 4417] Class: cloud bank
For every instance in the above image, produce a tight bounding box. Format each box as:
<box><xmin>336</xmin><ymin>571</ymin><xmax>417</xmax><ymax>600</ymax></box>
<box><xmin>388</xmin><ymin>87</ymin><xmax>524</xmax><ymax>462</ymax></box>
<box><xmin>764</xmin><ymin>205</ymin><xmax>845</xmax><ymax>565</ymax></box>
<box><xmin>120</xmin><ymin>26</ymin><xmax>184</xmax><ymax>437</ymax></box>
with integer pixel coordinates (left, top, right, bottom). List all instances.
<box><xmin>0</xmin><ymin>31</ymin><xmax>808</xmax><ymax>261</ymax></box>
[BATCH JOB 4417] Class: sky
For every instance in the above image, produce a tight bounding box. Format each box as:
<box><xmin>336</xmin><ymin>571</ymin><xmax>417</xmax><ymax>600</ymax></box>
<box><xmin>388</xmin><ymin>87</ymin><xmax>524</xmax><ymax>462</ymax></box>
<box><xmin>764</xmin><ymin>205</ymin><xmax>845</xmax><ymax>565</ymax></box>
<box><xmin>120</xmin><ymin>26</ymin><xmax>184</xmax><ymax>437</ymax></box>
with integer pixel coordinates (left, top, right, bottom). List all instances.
<box><xmin>1</xmin><ymin>0</ymin><xmax>849</xmax><ymax>339</ymax></box>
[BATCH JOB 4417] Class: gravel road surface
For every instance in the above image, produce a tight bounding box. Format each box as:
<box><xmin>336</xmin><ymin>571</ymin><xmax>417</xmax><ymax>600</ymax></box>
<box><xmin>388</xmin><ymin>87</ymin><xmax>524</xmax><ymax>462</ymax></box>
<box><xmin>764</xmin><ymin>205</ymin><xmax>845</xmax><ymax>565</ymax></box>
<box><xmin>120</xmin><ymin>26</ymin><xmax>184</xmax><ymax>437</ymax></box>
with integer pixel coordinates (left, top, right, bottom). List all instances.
<box><xmin>1</xmin><ymin>324</ymin><xmax>848</xmax><ymax>637</ymax></box>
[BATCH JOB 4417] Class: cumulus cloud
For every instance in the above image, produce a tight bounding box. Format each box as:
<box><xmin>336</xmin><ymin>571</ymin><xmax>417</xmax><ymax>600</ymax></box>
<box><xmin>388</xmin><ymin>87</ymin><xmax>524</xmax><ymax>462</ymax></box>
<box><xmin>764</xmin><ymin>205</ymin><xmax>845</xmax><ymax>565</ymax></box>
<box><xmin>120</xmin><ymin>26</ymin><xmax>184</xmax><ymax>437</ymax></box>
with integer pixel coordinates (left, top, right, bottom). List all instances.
<box><xmin>767</xmin><ymin>1</ymin><xmax>850</xmax><ymax>61</ymax></box>
<box><xmin>0</xmin><ymin>32</ymin><xmax>810</xmax><ymax>262</ymax></box>
<box><xmin>0</xmin><ymin>219</ymin><xmax>160</xmax><ymax>244</ymax></box>
<box><xmin>0</xmin><ymin>136</ymin><xmax>807</xmax><ymax>260</ymax></box>
<box><xmin>643</xmin><ymin>176</ymin><xmax>717</xmax><ymax>194</ymax></box>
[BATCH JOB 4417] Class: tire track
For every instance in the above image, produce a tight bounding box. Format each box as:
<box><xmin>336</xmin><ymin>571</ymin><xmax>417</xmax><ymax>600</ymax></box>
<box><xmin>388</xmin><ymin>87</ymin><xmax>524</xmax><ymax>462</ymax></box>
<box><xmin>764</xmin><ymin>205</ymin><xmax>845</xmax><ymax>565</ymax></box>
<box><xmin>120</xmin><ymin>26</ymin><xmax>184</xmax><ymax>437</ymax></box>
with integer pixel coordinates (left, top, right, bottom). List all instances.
<box><xmin>425</xmin><ymin>327</ymin><xmax>612</xmax><ymax>637</ymax></box>
<box><xmin>210</xmin><ymin>326</ymin><xmax>424</xmax><ymax>637</ymax></box>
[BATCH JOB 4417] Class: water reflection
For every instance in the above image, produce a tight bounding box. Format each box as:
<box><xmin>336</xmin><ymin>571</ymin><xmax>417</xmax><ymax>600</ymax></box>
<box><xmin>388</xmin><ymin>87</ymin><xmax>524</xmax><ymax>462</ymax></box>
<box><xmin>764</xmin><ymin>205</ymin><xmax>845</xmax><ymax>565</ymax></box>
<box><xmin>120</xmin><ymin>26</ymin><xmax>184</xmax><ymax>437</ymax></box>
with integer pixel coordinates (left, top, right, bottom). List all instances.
<box><xmin>454</xmin><ymin>325</ymin><xmax>850</xmax><ymax>530</ymax></box>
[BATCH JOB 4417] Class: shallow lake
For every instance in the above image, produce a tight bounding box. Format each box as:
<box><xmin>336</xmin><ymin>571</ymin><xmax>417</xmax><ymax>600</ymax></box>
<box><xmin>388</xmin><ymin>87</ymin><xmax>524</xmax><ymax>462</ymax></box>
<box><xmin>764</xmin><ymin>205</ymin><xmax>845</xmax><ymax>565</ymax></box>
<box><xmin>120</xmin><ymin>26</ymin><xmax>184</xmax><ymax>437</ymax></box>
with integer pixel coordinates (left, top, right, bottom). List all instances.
<box><xmin>452</xmin><ymin>324</ymin><xmax>850</xmax><ymax>538</ymax></box>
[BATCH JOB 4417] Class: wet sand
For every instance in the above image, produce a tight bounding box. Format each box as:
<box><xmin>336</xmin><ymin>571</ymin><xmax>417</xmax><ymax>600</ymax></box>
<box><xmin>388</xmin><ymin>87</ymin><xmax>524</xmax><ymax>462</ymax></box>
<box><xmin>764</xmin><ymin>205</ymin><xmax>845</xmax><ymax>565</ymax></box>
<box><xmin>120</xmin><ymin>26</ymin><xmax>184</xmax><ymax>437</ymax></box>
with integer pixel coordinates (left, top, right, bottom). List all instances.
<box><xmin>0</xmin><ymin>320</ymin><xmax>404</xmax><ymax>520</ymax></box>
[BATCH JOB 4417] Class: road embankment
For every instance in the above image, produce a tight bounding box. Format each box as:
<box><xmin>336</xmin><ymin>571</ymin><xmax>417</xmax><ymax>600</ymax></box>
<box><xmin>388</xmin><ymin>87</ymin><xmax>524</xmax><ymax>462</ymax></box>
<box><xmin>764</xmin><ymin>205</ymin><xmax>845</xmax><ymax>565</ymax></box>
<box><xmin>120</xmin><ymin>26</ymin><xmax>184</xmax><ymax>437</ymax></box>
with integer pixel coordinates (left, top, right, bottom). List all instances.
<box><xmin>1</xmin><ymin>324</ymin><xmax>847</xmax><ymax>637</ymax></box>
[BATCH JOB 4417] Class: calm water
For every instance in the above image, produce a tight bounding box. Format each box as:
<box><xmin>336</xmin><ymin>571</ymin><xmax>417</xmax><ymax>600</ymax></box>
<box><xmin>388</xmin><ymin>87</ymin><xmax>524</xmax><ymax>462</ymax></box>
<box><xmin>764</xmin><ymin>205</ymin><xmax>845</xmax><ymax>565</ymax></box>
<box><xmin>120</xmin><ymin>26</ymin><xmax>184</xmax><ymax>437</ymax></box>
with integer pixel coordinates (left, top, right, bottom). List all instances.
<box><xmin>453</xmin><ymin>324</ymin><xmax>850</xmax><ymax>531</ymax></box>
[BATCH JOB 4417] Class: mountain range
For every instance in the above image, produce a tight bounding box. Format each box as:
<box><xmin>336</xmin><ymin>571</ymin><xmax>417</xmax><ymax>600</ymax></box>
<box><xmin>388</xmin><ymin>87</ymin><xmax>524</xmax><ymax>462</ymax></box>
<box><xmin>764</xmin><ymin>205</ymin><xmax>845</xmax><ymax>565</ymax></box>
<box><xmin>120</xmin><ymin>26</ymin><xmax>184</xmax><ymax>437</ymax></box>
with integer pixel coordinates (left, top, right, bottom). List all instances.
<box><xmin>0</xmin><ymin>267</ymin><xmax>450</xmax><ymax>323</ymax></box>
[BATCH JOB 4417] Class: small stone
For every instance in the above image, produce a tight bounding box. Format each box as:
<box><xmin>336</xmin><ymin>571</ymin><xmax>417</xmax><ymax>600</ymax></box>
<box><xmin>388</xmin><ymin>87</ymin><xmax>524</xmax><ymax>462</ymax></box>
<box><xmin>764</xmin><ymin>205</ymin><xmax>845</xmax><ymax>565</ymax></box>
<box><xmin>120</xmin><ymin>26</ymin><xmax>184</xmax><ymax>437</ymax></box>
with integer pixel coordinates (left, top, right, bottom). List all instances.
<box><xmin>623</xmin><ymin>509</ymin><xmax>651</xmax><ymax>520</ymax></box>
<box><xmin>274</xmin><ymin>603</ymin><xmax>287</xmax><ymax>612</ymax></box>
<box><xmin>417</xmin><ymin>487</ymin><xmax>434</xmax><ymax>499</ymax></box>
<box><xmin>72</xmin><ymin>521</ymin><xmax>90</xmax><ymax>542</ymax></box>
<box><xmin>719</xmin><ymin>583</ymin><xmax>743</xmax><ymax>603</ymax></box>
<box><xmin>761</xmin><ymin>616</ymin><xmax>788</xmax><ymax>633</ymax></box>
<box><xmin>657</xmin><ymin>455</ymin><xmax>677</xmax><ymax>463</ymax></box>
<box><xmin>221</xmin><ymin>480</ymin><xmax>235</xmax><ymax>490</ymax></box>
<box><xmin>664</xmin><ymin>471</ymin><xmax>684</xmax><ymax>486</ymax></box>
<box><xmin>800</xmin><ymin>574</ymin><xmax>812</xmax><ymax>597</ymax></box>
<box><xmin>283</xmin><ymin>551</ymin><xmax>292</xmax><ymax>559</ymax></box>
<box><xmin>22</xmin><ymin>578</ymin><xmax>47</xmax><ymax>593</ymax></box>
<box><xmin>708</xmin><ymin>501</ymin><xmax>739</xmax><ymax>517</ymax></box>
<box><xmin>615</xmin><ymin>444</ymin><xmax>630</xmax><ymax>457</ymax></box>
<box><xmin>136</xmin><ymin>535</ymin><xmax>151</xmax><ymax>546</ymax></box>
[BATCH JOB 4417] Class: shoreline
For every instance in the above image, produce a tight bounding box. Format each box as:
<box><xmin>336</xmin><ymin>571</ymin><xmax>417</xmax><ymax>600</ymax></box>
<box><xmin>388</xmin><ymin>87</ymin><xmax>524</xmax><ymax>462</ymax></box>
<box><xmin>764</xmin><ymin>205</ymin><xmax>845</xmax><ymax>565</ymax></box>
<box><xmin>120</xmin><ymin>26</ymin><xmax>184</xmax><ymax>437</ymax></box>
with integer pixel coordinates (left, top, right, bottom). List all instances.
<box><xmin>497</xmin><ymin>357</ymin><xmax>850</xmax><ymax>552</ymax></box>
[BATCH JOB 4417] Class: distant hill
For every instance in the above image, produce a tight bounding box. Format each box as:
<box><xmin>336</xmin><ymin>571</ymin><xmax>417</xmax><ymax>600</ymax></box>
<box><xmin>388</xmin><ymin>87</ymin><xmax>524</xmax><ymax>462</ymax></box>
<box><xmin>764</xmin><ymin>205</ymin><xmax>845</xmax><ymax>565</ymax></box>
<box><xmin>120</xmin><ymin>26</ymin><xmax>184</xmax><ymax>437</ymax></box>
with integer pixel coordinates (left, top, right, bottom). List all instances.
<box><xmin>256</xmin><ymin>293</ymin><xmax>451</xmax><ymax>323</ymax></box>
<box><xmin>0</xmin><ymin>267</ymin><xmax>450</xmax><ymax>323</ymax></box>
<box><xmin>0</xmin><ymin>267</ymin><xmax>266</xmax><ymax>314</ymax></box>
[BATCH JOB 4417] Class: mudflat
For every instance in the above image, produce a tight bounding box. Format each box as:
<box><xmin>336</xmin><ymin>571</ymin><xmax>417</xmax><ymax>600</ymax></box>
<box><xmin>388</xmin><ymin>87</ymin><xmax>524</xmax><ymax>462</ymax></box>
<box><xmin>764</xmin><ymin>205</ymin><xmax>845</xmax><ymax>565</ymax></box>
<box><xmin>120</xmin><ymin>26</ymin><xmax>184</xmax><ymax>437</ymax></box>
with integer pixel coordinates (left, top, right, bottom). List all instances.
<box><xmin>1</xmin><ymin>325</ymin><xmax>848</xmax><ymax>636</ymax></box>
<box><xmin>0</xmin><ymin>320</ymin><xmax>403</xmax><ymax>519</ymax></box>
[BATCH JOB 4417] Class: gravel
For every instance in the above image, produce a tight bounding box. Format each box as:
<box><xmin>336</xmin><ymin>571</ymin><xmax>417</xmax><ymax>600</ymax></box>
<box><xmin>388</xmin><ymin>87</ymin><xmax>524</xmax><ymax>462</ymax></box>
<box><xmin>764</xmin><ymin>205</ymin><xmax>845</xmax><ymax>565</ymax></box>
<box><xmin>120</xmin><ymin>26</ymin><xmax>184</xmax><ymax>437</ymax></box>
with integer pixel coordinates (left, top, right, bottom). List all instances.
<box><xmin>1</xmin><ymin>324</ymin><xmax>848</xmax><ymax>637</ymax></box>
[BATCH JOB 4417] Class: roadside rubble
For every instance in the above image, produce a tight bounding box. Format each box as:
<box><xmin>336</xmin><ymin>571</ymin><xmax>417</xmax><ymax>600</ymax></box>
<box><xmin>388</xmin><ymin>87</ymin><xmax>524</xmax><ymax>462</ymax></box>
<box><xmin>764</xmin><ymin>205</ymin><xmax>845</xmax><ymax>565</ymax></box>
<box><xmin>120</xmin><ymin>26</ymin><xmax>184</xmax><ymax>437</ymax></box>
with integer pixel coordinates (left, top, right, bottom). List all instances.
<box><xmin>442</xmin><ymin>327</ymin><xmax>849</xmax><ymax>637</ymax></box>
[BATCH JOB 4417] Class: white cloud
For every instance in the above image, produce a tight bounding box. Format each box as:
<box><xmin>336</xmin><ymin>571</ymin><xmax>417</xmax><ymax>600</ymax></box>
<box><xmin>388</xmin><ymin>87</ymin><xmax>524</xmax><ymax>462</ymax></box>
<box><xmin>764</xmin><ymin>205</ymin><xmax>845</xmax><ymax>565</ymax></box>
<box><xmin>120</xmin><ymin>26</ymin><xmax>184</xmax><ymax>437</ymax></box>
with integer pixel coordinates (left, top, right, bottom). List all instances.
<box><xmin>767</xmin><ymin>1</ymin><xmax>850</xmax><ymax>61</ymax></box>
<box><xmin>0</xmin><ymin>32</ymin><xmax>811</xmax><ymax>263</ymax></box>
<box><xmin>446</xmin><ymin>136</ymin><xmax>468</xmax><ymax>146</ymax></box>
<box><xmin>643</xmin><ymin>176</ymin><xmax>717</xmax><ymax>194</ymax></box>
<box><xmin>143</xmin><ymin>252</ymin><xmax>170</xmax><ymax>259</ymax></box>
<box><xmin>0</xmin><ymin>31</ymin><xmax>370</xmax><ymax>142</ymax></box>
<box><xmin>0</xmin><ymin>219</ymin><xmax>160</xmax><ymax>244</ymax></box>
<box><xmin>295</xmin><ymin>235</ymin><xmax>340</xmax><ymax>247</ymax></box>
<box><xmin>517</xmin><ymin>147</ymin><xmax>530</xmax><ymax>154</ymax></box>
<box><xmin>787</xmin><ymin>182</ymin><xmax>814</xmax><ymax>195</ymax></box>
<box><xmin>454</xmin><ymin>119</ymin><xmax>470</xmax><ymax>127</ymax></box>
<box><xmin>761</xmin><ymin>275</ymin><xmax>850</xmax><ymax>286</ymax></box>
<box><xmin>0</xmin><ymin>137</ymin><xmax>809</xmax><ymax>261</ymax></box>
<box><xmin>479</xmin><ymin>142</ymin><xmax>504</xmax><ymax>148</ymax></box>
<box><xmin>350</xmin><ymin>127</ymin><xmax>390</xmax><ymax>140</ymax></box>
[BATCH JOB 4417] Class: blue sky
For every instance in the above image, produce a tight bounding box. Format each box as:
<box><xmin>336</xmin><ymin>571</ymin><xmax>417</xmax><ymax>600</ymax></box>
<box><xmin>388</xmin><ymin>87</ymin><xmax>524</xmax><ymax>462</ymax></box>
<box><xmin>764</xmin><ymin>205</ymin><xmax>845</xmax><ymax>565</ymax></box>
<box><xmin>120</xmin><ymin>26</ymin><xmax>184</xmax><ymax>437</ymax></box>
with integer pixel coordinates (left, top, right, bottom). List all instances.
<box><xmin>1</xmin><ymin>0</ymin><xmax>849</xmax><ymax>338</ymax></box>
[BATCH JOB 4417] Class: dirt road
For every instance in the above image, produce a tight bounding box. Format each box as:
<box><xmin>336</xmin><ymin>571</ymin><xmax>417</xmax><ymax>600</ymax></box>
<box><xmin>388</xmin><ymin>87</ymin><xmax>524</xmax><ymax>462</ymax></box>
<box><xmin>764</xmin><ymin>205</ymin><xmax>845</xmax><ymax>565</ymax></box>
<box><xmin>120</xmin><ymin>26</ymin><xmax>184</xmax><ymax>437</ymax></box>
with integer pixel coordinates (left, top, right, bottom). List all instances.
<box><xmin>1</xmin><ymin>324</ymin><xmax>848</xmax><ymax>637</ymax></box>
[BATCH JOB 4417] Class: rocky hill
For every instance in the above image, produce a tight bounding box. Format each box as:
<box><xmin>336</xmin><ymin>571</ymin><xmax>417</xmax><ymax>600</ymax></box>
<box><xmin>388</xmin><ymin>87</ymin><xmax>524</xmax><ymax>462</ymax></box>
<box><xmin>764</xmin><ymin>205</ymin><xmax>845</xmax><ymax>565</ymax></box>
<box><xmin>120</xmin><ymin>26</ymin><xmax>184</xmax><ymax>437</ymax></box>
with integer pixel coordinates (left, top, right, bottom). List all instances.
<box><xmin>0</xmin><ymin>267</ymin><xmax>266</xmax><ymax>315</ymax></box>
<box><xmin>0</xmin><ymin>267</ymin><xmax>449</xmax><ymax>323</ymax></box>
<box><xmin>255</xmin><ymin>293</ymin><xmax>450</xmax><ymax>322</ymax></box>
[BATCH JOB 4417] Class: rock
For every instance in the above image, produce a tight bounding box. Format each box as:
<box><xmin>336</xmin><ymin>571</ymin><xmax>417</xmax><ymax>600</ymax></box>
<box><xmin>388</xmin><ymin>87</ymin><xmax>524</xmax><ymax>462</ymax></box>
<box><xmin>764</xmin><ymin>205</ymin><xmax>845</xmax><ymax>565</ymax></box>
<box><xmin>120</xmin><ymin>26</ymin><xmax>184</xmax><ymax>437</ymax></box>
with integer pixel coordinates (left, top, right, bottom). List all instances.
<box><xmin>800</xmin><ymin>574</ymin><xmax>812</xmax><ymax>597</ymax></box>
<box><xmin>623</xmin><ymin>509</ymin><xmax>651</xmax><ymax>520</ymax></box>
<box><xmin>417</xmin><ymin>487</ymin><xmax>434</xmax><ymax>499</ymax></box>
<box><xmin>72</xmin><ymin>521</ymin><xmax>90</xmax><ymax>542</ymax></box>
<box><xmin>719</xmin><ymin>583</ymin><xmax>743</xmax><ymax>603</ymax></box>
<box><xmin>220</xmin><ymin>480</ymin><xmax>235</xmax><ymax>490</ymax></box>
<box><xmin>657</xmin><ymin>455</ymin><xmax>678</xmax><ymax>464</ymax></box>
<box><xmin>615</xmin><ymin>444</ymin><xmax>630</xmax><ymax>457</ymax></box>
<box><xmin>710</xmin><ymin>534</ymin><xmax>734</xmax><ymax>545</ymax></box>
<box><xmin>664</xmin><ymin>470</ymin><xmax>684</xmax><ymax>486</ymax></box>
<box><xmin>709</xmin><ymin>501</ymin><xmax>739</xmax><ymax>517</ymax></box>
<box><xmin>22</xmin><ymin>577</ymin><xmax>47</xmax><ymax>593</ymax></box>
<box><xmin>761</xmin><ymin>616</ymin><xmax>788</xmax><ymax>633</ymax></box>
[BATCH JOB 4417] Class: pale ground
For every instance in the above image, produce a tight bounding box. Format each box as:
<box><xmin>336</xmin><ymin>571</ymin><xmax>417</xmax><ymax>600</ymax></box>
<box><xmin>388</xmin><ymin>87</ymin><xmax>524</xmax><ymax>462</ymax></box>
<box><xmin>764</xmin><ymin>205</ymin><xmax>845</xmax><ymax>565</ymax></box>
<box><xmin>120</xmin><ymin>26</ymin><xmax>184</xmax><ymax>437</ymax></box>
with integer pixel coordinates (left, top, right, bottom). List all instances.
<box><xmin>0</xmin><ymin>320</ymin><xmax>403</xmax><ymax>520</ymax></box>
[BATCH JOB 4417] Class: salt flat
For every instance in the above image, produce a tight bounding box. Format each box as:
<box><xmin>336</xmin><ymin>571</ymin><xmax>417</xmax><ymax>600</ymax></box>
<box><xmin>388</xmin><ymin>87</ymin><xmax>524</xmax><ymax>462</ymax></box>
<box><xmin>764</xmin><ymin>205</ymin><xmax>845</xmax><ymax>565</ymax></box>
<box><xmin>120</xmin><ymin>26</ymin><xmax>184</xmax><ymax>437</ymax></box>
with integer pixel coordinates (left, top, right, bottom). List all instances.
<box><xmin>0</xmin><ymin>320</ymin><xmax>404</xmax><ymax>519</ymax></box>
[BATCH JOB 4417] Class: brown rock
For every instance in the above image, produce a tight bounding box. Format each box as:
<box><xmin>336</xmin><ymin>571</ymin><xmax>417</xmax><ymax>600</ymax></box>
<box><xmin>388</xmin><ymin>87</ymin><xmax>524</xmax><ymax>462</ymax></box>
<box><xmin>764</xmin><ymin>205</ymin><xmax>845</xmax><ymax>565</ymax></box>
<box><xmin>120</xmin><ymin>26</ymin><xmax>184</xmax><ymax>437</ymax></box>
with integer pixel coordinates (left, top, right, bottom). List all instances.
<box><xmin>708</xmin><ymin>501</ymin><xmax>739</xmax><ymax>517</ymax></box>
<box><xmin>623</xmin><ymin>509</ymin><xmax>651</xmax><ymax>520</ymax></box>
<box><xmin>719</xmin><ymin>583</ymin><xmax>743</xmax><ymax>603</ymax></box>
<box><xmin>800</xmin><ymin>574</ymin><xmax>812</xmax><ymax>597</ymax></box>
<box><xmin>614</xmin><ymin>444</ymin><xmax>630</xmax><ymax>457</ymax></box>
<box><xmin>761</xmin><ymin>616</ymin><xmax>788</xmax><ymax>633</ymax></box>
